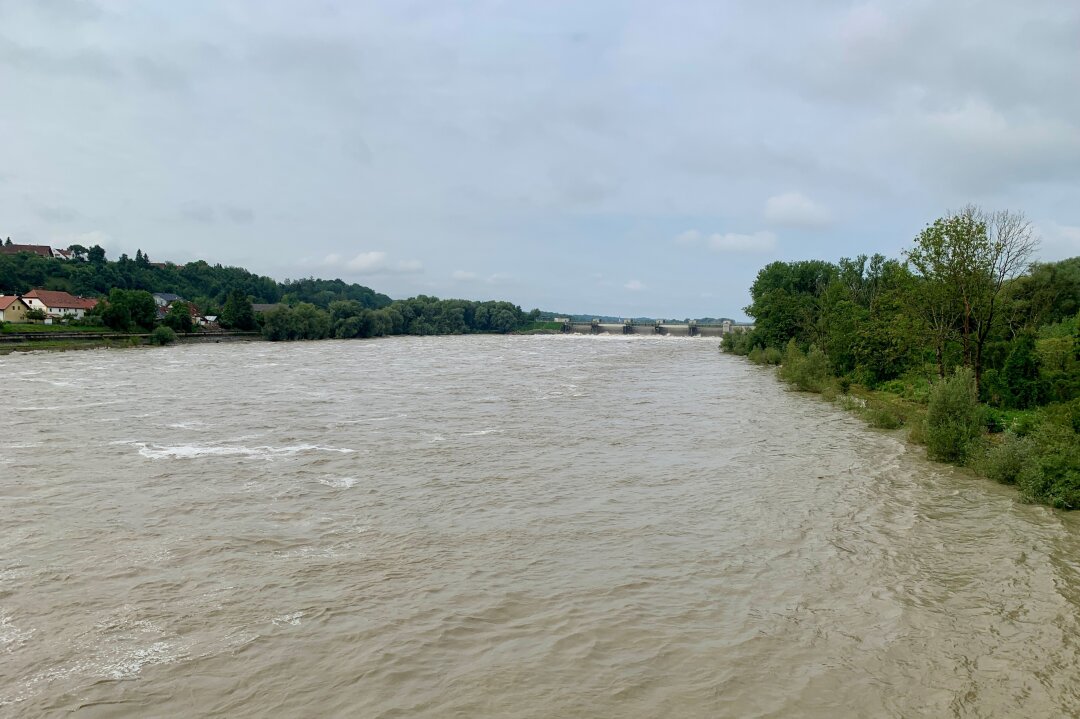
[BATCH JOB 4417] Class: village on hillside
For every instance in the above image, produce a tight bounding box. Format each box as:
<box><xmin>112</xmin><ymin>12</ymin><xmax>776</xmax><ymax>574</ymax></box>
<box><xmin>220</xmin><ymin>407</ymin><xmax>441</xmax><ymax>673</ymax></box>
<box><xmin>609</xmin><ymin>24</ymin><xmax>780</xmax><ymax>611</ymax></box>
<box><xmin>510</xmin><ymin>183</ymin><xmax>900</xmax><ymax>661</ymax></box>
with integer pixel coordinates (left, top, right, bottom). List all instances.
<box><xmin>0</xmin><ymin>242</ymin><xmax>225</xmax><ymax>329</ymax></box>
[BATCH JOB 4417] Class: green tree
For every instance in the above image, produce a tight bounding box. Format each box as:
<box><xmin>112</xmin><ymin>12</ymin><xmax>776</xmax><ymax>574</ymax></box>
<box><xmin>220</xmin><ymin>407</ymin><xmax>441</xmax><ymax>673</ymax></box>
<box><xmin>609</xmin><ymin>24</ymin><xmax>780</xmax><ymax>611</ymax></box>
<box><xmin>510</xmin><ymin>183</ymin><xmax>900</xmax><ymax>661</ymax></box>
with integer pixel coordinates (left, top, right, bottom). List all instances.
<box><xmin>906</xmin><ymin>207</ymin><xmax>1038</xmax><ymax>389</ymax></box>
<box><xmin>220</xmin><ymin>289</ymin><xmax>256</xmax><ymax>330</ymax></box>
<box><xmin>163</xmin><ymin>300</ymin><xmax>194</xmax><ymax>333</ymax></box>
<box><xmin>1002</xmin><ymin>332</ymin><xmax>1041</xmax><ymax>408</ymax></box>
<box><xmin>101</xmin><ymin>289</ymin><xmax>157</xmax><ymax>331</ymax></box>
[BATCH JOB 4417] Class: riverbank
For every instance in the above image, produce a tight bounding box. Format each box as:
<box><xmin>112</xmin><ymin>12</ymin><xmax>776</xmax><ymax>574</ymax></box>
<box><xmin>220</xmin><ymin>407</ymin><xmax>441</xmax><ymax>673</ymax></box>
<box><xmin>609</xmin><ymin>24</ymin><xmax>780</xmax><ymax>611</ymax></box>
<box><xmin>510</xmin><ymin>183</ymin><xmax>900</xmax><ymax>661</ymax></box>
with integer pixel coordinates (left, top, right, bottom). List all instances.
<box><xmin>730</xmin><ymin>346</ymin><xmax>1080</xmax><ymax>510</ymax></box>
<box><xmin>0</xmin><ymin>330</ymin><xmax>263</xmax><ymax>355</ymax></box>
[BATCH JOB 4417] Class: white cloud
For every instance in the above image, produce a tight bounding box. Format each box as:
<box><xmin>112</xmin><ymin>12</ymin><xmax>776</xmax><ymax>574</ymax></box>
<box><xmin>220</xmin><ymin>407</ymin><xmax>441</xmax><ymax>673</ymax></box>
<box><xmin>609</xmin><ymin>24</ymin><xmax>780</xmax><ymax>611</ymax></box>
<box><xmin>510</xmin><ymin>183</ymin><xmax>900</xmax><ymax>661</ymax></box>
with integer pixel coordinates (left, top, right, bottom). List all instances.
<box><xmin>674</xmin><ymin>229</ymin><xmax>702</xmax><ymax>245</ymax></box>
<box><xmin>452</xmin><ymin>270</ymin><xmax>477</xmax><ymax>281</ymax></box>
<box><xmin>624</xmin><ymin>279</ymin><xmax>645</xmax><ymax>291</ymax></box>
<box><xmin>345</xmin><ymin>251</ymin><xmax>386</xmax><ymax>272</ymax></box>
<box><xmin>329</xmin><ymin>251</ymin><xmax>423</xmax><ymax>275</ymax></box>
<box><xmin>1037</xmin><ymin>222</ymin><xmax>1080</xmax><ymax>261</ymax></box>
<box><xmin>708</xmin><ymin>231</ymin><xmax>777</xmax><ymax>252</ymax></box>
<box><xmin>764</xmin><ymin>192</ymin><xmax>832</xmax><ymax>228</ymax></box>
<box><xmin>395</xmin><ymin>259</ymin><xmax>423</xmax><ymax>273</ymax></box>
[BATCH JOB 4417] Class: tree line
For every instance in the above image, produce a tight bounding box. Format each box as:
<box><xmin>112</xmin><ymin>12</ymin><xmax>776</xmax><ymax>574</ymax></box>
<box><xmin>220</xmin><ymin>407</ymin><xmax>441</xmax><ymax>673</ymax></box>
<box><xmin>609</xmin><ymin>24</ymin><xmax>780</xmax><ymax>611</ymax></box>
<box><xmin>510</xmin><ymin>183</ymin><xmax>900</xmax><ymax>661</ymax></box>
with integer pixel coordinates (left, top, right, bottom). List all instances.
<box><xmin>0</xmin><ymin>244</ymin><xmax>391</xmax><ymax>314</ymax></box>
<box><xmin>724</xmin><ymin>206</ymin><xmax>1079</xmax><ymax>508</ymax></box>
<box><xmin>0</xmin><ymin>244</ymin><xmax>540</xmax><ymax>338</ymax></box>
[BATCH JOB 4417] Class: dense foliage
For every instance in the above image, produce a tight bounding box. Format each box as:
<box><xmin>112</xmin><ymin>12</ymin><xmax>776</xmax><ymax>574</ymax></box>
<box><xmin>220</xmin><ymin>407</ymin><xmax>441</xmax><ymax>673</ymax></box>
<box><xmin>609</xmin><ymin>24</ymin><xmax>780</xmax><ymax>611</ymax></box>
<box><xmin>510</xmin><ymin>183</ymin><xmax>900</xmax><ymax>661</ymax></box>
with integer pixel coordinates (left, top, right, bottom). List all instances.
<box><xmin>725</xmin><ymin>207</ymin><xmax>1080</xmax><ymax>508</ymax></box>
<box><xmin>0</xmin><ymin>245</ymin><xmax>540</xmax><ymax>340</ymax></box>
<box><xmin>260</xmin><ymin>297</ymin><xmax>538</xmax><ymax>341</ymax></box>
<box><xmin>0</xmin><ymin>245</ymin><xmax>391</xmax><ymax>313</ymax></box>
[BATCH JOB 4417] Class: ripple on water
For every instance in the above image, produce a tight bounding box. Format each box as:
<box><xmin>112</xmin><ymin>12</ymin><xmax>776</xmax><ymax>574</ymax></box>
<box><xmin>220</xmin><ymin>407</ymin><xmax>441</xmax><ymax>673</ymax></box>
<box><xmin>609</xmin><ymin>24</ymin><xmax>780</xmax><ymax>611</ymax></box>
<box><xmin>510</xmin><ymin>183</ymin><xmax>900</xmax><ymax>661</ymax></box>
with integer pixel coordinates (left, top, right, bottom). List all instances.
<box><xmin>1</xmin><ymin>335</ymin><xmax>1079</xmax><ymax>718</ymax></box>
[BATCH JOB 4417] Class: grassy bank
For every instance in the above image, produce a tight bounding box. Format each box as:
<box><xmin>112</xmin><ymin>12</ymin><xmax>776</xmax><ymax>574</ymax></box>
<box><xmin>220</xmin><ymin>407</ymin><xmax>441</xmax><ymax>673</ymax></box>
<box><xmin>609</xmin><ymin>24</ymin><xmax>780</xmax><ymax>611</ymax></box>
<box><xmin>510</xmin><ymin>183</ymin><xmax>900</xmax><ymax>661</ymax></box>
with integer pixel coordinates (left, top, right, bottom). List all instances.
<box><xmin>0</xmin><ymin>322</ymin><xmax>114</xmax><ymax>334</ymax></box>
<box><xmin>734</xmin><ymin>343</ymin><xmax>1080</xmax><ymax>509</ymax></box>
<box><xmin>0</xmin><ymin>337</ymin><xmax>142</xmax><ymax>355</ymax></box>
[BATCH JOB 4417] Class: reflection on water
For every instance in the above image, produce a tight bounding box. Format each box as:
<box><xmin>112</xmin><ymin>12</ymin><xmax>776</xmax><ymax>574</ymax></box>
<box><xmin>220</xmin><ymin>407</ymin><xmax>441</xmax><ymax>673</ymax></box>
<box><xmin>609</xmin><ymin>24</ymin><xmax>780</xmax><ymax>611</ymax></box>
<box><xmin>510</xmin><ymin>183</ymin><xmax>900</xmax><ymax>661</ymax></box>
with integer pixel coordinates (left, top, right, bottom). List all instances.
<box><xmin>1</xmin><ymin>335</ymin><xmax>1078</xmax><ymax>717</ymax></box>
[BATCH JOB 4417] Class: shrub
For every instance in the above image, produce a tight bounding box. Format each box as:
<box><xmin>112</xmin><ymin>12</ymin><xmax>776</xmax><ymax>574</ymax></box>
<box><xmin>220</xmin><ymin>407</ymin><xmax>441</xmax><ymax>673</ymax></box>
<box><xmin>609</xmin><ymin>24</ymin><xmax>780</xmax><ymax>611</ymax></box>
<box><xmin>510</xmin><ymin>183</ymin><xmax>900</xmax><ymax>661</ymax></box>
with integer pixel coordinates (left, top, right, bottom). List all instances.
<box><xmin>864</xmin><ymin>402</ymin><xmax>903</xmax><ymax>429</ymax></box>
<box><xmin>779</xmin><ymin>341</ymin><xmax>830</xmax><ymax>393</ymax></box>
<box><xmin>839</xmin><ymin>377</ymin><xmax>852</xmax><ymax>395</ymax></box>
<box><xmin>971</xmin><ymin>434</ymin><xmax>1035</xmax><ymax>485</ymax></box>
<box><xmin>1016</xmin><ymin>421</ymin><xmax>1080</xmax><ymax>509</ymax></box>
<box><xmin>151</xmin><ymin>325</ymin><xmax>177</xmax><ymax>346</ymax></box>
<box><xmin>925</xmin><ymin>367</ymin><xmax>983</xmax><ymax>464</ymax></box>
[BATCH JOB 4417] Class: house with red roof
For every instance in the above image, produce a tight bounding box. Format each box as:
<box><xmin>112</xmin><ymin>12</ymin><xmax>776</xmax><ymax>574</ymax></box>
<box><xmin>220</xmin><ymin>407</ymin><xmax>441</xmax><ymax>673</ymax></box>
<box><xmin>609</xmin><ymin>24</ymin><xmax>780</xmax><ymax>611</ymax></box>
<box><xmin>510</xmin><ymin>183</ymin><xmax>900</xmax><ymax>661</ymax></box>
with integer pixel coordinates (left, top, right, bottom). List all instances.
<box><xmin>0</xmin><ymin>295</ymin><xmax>31</xmax><ymax>323</ymax></box>
<box><xmin>0</xmin><ymin>244</ymin><xmax>54</xmax><ymax>258</ymax></box>
<box><xmin>21</xmin><ymin>289</ymin><xmax>98</xmax><ymax>320</ymax></box>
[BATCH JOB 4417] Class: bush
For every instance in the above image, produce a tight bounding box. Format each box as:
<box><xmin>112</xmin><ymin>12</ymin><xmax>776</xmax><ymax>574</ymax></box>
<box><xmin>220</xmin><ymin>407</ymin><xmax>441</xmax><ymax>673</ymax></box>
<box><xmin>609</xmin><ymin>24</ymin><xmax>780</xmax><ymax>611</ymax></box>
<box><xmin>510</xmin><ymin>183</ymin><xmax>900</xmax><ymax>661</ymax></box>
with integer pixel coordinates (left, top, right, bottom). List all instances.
<box><xmin>864</xmin><ymin>401</ymin><xmax>903</xmax><ymax>429</ymax></box>
<box><xmin>925</xmin><ymin>367</ymin><xmax>983</xmax><ymax>464</ymax></box>
<box><xmin>779</xmin><ymin>340</ymin><xmax>830</xmax><ymax>393</ymax></box>
<box><xmin>1016</xmin><ymin>421</ymin><xmax>1080</xmax><ymax>509</ymax></box>
<box><xmin>151</xmin><ymin>325</ymin><xmax>177</xmax><ymax>346</ymax></box>
<box><xmin>971</xmin><ymin>434</ymin><xmax>1035</xmax><ymax>485</ymax></box>
<box><xmin>747</xmin><ymin>345</ymin><xmax>783</xmax><ymax>366</ymax></box>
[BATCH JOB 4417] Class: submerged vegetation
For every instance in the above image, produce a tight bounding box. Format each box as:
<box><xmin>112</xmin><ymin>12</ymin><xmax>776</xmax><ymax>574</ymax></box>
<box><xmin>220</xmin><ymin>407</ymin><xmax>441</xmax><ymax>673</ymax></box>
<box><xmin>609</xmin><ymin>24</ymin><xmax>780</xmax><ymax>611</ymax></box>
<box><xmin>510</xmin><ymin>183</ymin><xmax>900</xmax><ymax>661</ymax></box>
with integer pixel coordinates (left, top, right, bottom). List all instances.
<box><xmin>725</xmin><ymin>206</ymin><xmax>1080</xmax><ymax>509</ymax></box>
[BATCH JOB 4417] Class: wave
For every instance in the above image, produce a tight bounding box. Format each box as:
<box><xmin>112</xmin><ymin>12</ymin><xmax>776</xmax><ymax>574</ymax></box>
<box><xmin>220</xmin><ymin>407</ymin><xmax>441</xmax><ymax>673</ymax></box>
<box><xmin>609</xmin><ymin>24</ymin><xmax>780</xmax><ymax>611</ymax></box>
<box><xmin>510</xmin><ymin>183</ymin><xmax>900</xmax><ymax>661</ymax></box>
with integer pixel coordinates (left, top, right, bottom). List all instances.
<box><xmin>123</xmin><ymin>442</ymin><xmax>357</xmax><ymax>461</ymax></box>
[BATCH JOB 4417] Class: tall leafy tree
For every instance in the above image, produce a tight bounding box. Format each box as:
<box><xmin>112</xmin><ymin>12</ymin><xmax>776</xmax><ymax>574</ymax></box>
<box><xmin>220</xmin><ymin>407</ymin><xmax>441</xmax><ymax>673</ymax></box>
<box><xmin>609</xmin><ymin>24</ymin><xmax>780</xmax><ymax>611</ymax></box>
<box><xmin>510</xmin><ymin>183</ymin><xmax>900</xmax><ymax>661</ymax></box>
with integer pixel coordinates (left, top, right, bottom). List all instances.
<box><xmin>220</xmin><ymin>289</ymin><xmax>256</xmax><ymax>330</ymax></box>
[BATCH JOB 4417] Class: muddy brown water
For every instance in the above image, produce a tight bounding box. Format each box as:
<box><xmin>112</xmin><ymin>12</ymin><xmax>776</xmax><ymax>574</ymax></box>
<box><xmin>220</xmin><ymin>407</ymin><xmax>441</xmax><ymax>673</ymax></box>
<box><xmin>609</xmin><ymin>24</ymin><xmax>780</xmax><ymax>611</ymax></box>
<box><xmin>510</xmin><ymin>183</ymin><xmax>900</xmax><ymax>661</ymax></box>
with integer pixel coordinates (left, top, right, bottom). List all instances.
<box><xmin>2</xmin><ymin>335</ymin><xmax>1078</xmax><ymax>717</ymax></box>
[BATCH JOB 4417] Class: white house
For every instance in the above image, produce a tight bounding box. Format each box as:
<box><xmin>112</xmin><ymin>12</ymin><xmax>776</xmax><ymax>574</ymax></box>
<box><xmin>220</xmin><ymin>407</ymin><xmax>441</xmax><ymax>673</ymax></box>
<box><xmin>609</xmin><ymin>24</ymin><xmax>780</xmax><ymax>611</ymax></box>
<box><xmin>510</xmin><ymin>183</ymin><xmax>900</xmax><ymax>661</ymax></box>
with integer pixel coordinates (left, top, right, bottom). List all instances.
<box><xmin>21</xmin><ymin>289</ymin><xmax>98</xmax><ymax>319</ymax></box>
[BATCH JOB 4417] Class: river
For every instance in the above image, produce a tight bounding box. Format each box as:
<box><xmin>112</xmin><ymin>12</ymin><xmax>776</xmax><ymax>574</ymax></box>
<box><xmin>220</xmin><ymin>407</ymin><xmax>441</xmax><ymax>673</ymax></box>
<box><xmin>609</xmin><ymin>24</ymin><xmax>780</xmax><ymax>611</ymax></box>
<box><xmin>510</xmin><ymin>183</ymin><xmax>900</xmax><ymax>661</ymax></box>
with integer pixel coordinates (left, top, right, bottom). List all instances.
<box><xmin>1</xmin><ymin>335</ymin><xmax>1079</xmax><ymax>717</ymax></box>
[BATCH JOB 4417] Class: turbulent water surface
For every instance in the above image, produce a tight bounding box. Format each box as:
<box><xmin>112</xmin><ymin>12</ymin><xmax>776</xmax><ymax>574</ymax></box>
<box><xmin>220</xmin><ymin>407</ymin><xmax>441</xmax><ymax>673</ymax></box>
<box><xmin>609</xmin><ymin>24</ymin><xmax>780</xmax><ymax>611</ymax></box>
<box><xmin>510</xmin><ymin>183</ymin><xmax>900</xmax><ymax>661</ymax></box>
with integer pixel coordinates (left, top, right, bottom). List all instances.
<box><xmin>2</xmin><ymin>335</ymin><xmax>1079</xmax><ymax>717</ymax></box>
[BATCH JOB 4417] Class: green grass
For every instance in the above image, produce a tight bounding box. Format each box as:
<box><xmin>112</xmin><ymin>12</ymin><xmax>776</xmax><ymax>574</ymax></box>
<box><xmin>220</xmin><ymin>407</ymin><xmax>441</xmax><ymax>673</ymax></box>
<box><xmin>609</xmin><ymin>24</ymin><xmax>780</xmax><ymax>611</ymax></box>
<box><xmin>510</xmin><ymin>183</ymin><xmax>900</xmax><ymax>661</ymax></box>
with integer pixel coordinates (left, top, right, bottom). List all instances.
<box><xmin>0</xmin><ymin>323</ymin><xmax>112</xmax><ymax>334</ymax></box>
<box><xmin>0</xmin><ymin>338</ymin><xmax>135</xmax><ymax>354</ymax></box>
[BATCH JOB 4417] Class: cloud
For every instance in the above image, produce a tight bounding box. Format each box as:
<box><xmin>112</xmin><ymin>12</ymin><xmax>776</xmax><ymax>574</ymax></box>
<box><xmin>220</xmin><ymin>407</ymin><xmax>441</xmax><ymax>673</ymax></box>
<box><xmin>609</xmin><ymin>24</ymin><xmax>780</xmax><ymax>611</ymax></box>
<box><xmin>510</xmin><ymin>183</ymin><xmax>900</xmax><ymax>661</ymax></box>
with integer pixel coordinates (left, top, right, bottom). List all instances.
<box><xmin>708</xmin><ymin>231</ymin><xmax>777</xmax><ymax>253</ymax></box>
<box><xmin>1037</xmin><ymin>222</ymin><xmax>1080</xmax><ymax>261</ymax></box>
<box><xmin>223</xmin><ymin>206</ymin><xmax>254</xmax><ymax>224</ymax></box>
<box><xmin>338</xmin><ymin>251</ymin><xmax>423</xmax><ymax>275</ymax></box>
<box><xmin>179</xmin><ymin>202</ymin><xmax>216</xmax><ymax>223</ymax></box>
<box><xmin>346</xmin><ymin>251</ymin><xmax>387</xmax><ymax>272</ymax></box>
<box><xmin>764</xmin><ymin>192</ymin><xmax>832</xmax><ymax>228</ymax></box>
<box><xmin>674</xmin><ymin>229</ymin><xmax>702</xmax><ymax>246</ymax></box>
<box><xmin>37</xmin><ymin>205</ymin><xmax>80</xmax><ymax>222</ymax></box>
<box><xmin>452</xmin><ymin>270</ymin><xmax>477</xmax><ymax>281</ymax></box>
<box><xmin>395</xmin><ymin>259</ymin><xmax>423</xmax><ymax>273</ymax></box>
<box><xmin>676</xmin><ymin>229</ymin><xmax>778</xmax><ymax>253</ymax></box>
<box><xmin>624</xmin><ymin>279</ymin><xmax>645</xmax><ymax>291</ymax></box>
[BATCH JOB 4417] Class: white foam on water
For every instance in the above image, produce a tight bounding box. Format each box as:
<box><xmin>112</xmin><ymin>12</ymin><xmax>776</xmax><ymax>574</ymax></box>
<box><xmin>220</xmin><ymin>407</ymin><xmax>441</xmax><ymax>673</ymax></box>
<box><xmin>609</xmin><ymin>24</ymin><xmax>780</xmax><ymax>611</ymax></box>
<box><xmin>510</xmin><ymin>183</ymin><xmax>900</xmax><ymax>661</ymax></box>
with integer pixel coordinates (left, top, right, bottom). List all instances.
<box><xmin>462</xmin><ymin>429</ymin><xmax>503</xmax><ymax>436</ymax></box>
<box><xmin>271</xmin><ymin>612</ymin><xmax>303</xmax><ymax>627</ymax></box>
<box><xmin>0</xmin><ymin>613</ymin><xmax>35</xmax><ymax>651</ymax></box>
<box><xmin>428</xmin><ymin>434</ymin><xmax>446</xmax><ymax>442</ymax></box>
<box><xmin>103</xmin><ymin>642</ymin><xmax>179</xmax><ymax>680</ymax></box>
<box><xmin>127</xmin><ymin>442</ymin><xmax>357</xmax><ymax>461</ymax></box>
<box><xmin>319</xmin><ymin>476</ymin><xmax>359</xmax><ymax>489</ymax></box>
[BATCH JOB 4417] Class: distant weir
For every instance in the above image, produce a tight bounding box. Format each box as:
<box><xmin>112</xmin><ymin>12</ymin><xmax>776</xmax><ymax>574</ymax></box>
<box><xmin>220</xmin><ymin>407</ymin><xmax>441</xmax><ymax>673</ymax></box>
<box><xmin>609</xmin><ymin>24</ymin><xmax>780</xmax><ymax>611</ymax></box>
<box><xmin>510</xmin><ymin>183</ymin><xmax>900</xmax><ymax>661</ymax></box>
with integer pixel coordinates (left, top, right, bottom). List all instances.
<box><xmin>554</xmin><ymin>318</ymin><xmax>754</xmax><ymax>337</ymax></box>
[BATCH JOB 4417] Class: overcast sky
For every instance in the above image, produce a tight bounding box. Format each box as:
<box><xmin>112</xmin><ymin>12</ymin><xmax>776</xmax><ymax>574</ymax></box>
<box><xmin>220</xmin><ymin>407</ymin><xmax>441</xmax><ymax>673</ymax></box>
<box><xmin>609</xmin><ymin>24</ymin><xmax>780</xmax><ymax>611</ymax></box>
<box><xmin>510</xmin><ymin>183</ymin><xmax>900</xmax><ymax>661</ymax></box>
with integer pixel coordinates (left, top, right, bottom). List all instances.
<box><xmin>2</xmin><ymin>0</ymin><xmax>1079</xmax><ymax>318</ymax></box>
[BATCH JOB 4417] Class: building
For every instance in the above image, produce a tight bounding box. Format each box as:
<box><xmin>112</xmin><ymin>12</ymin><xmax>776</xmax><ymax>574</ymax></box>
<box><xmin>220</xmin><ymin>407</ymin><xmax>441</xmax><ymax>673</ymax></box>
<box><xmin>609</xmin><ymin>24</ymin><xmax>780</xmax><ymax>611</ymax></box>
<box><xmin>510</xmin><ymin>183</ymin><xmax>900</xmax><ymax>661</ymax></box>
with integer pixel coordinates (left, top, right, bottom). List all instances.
<box><xmin>153</xmin><ymin>292</ymin><xmax>184</xmax><ymax>308</ymax></box>
<box><xmin>21</xmin><ymin>289</ymin><xmax>98</xmax><ymax>319</ymax></box>
<box><xmin>0</xmin><ymin>296</ymin><xmax>30</xmax><ymax>323</ymax></box>
<box><xmin>0</xmin><ymin>244</ymin><xmax>54</xmax><ymax>258</ymax></box>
